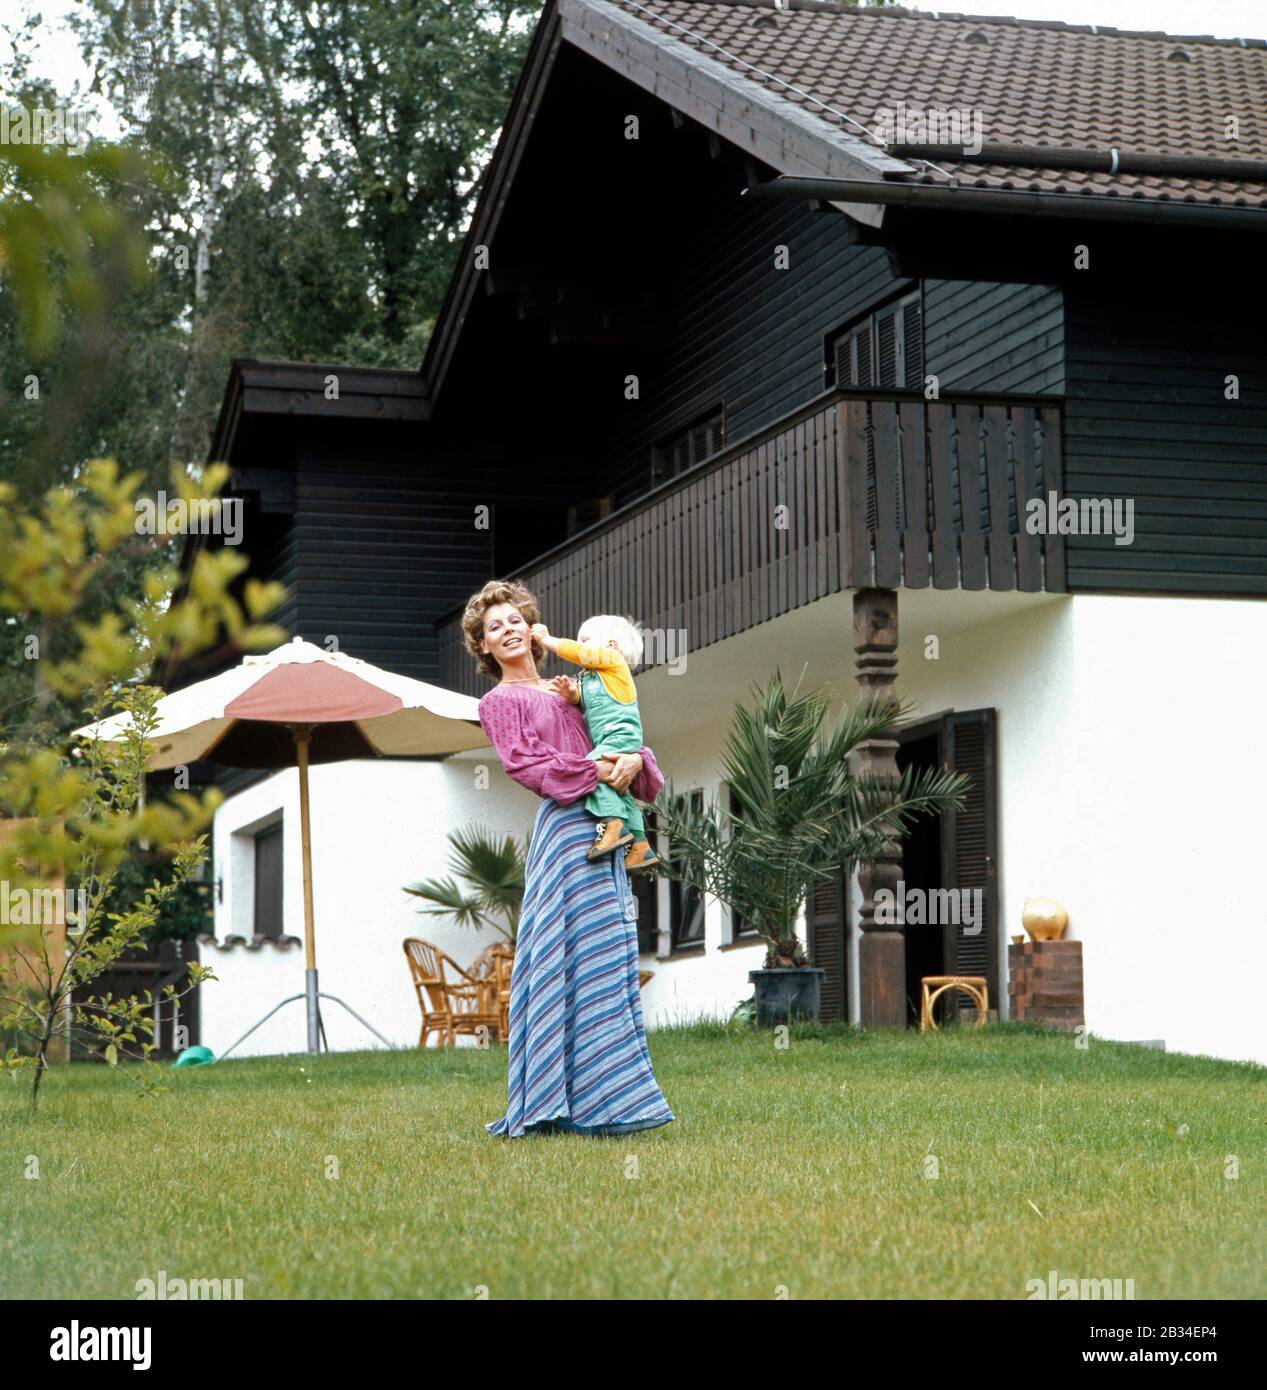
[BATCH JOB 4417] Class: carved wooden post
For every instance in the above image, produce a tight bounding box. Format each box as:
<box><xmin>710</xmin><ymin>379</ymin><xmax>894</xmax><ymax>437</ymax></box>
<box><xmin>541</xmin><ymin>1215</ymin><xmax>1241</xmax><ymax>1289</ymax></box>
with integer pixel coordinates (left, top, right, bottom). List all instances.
<box><xmin>853</xmin><ymin>588</ymin><xmax>904</xmax><ymax>1028</ymax></box>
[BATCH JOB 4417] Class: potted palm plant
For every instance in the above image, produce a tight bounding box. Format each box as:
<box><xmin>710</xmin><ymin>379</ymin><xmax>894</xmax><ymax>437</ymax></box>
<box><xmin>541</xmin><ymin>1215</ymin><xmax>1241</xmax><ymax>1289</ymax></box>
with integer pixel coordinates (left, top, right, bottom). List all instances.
<box><xmin>404</xmin><ymin>825</ymin><xmax>526</xmax><ymax>945</ymax></box>
<box><xmin>657</xmin><ymin>673</ymin><xmax>967</xmax><ymax>1026</ymax></box>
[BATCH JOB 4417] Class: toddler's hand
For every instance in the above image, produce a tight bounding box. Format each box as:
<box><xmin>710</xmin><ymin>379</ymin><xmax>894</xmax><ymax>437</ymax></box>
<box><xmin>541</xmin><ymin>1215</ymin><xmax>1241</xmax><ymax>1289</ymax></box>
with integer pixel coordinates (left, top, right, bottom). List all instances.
<box><xmin>551</xmin><ymin>675</ymin><xmax>580</xmax><ymax>705</ymax></box>
<box><xmin>529</xmin><ymin>622</ymin><xmax>549</xmax><ymax>642</ymax></box>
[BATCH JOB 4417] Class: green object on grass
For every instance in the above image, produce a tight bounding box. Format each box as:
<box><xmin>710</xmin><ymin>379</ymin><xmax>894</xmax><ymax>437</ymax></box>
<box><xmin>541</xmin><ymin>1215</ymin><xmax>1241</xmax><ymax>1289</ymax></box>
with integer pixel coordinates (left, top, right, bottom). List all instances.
<box><xmin>172</xmin><ymin>1045</ymin><xmax>215</xmax><ymax>1068</ymax></box>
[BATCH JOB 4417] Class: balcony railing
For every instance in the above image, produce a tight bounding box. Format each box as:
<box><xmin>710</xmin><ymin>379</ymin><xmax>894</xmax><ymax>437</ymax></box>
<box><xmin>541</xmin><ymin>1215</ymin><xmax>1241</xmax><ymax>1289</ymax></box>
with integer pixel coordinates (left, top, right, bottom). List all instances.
<box><xmin>438</xmin><ymin>386</ymin><xmax>1064</xmax><ymax>695</ymax></box>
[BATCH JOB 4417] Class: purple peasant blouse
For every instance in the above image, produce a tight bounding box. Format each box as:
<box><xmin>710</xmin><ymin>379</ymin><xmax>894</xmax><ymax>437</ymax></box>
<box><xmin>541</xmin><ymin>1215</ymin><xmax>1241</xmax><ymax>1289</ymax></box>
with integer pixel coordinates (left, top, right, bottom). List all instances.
<box><xmin>478</xmin><ymin>684</ymin><xmax>665</xmax><ymax>806</ymax></box>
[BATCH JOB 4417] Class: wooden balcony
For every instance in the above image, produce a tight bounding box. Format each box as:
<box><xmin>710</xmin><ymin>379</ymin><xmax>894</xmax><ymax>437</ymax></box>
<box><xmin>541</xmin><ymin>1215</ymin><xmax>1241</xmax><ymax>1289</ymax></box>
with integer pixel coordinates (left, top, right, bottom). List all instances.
<box><xmin>438</xmin><ymin>387</ymin><xmax>1064</xmax><ymax>696</ymax></box>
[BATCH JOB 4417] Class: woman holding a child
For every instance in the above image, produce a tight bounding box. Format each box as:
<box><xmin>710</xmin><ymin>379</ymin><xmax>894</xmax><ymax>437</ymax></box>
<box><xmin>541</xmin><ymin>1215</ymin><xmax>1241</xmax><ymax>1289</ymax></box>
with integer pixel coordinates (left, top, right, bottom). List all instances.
<box><xmin>462</xmin><ymin>578</ymin><xmax>675</xmax><ymax>1139</ymax></box>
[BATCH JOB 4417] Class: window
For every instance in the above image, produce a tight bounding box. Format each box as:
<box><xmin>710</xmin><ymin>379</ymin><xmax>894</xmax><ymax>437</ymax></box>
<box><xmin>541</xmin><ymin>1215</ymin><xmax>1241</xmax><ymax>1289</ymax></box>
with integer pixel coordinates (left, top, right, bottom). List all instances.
<box><xmin>631</xmin><ymin>809</ymin><xmax>660</xmax><ymax>955</ymax></box>
<box><xmin>726</xmin><ymin>785</ymin><xmax>759</xmax><ymax>941</ymax></box>
<box><xmin>826</xmin><ymin>290</ymin><xmax>924</xmax><ymax>390</ymax></box>
<box><xmin>566</xmin><ymin>495</ymin><xmax>613</xmax><ymax>538</ymax></box>
<box><xmin>253</xmin><ymin>821</ymin><xmax>284</xmax><ymax>941</ymax></box>
<box><xmin>669</xmin><ymin>790</ymin><xmax>706</xmax><ymax>952</ymax></box>
<box><xmin>652</xmin><ymin>406</ymin><xmax>725</xmax><ymax>483</ymax></box>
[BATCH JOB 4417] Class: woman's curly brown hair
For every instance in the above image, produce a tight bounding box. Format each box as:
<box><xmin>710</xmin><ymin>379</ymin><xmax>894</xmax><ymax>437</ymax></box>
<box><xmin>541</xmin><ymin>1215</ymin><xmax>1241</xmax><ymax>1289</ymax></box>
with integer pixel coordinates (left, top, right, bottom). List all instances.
<box><xmin>462</xmin><ymin>578</ymin><xmax>544</xmax><ymax>679</ymax></box>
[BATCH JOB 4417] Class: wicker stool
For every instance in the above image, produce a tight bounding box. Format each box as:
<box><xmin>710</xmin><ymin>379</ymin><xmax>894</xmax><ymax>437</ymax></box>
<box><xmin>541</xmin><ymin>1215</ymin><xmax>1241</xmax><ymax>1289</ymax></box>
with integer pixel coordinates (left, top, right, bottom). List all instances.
<box><xmin>920</xmin><ymin>975</ymin><xmax>989</xmax><ymax>1031</ymax></box>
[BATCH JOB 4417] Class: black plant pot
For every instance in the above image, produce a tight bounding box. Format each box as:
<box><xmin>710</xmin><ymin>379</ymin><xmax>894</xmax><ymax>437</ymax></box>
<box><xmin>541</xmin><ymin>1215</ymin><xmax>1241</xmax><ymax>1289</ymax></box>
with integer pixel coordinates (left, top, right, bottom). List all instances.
<box><xmin>748</xmin><ymin>968</ymin><xmax>825</xmax><ymax>1027</ymax></box>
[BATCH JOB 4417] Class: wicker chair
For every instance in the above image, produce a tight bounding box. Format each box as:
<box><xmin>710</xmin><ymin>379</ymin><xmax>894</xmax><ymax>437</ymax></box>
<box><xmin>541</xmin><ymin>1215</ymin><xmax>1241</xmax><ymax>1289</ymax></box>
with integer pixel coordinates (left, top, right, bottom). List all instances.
<box><xmin>469</xmin><ymin>942</ymin><xmax>512</xmax><ymax>984</ymax></box>
<box><xmin>469</xmin><ymin>942</ymin><xmax>516</xmax><ymax>1043</ymax></box>
<box><xmin>491</xmin><ymin>946</ymin><xmax>515</xmax><ymax>1042</ymax></box>
<box><xmin>403</xmin><ymin>938</ymin><xmax>502</xmax><ymax>1047</ymax></box>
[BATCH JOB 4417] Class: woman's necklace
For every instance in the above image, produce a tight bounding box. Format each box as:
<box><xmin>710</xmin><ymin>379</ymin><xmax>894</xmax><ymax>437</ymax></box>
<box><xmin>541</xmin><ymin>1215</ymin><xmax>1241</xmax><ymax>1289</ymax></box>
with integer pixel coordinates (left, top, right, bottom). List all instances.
<box><xmin>501</xmin><ymin>675</ymin><xmax>548</xmax><ymax>687</ymax></box>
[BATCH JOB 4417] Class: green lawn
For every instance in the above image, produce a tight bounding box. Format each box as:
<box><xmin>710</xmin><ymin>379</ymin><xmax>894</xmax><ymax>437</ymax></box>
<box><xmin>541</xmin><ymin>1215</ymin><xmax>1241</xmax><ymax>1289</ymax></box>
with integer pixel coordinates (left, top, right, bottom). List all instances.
<box><xmin>2</xmin><ymin>1023</ymin><xmax>1263</xmax><ymax>1300</ymax></box>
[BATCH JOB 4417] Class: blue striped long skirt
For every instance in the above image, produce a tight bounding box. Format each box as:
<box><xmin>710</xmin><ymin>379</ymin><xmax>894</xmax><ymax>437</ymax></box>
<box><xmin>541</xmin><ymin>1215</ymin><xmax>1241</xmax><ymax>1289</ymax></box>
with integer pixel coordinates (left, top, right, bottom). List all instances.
<box><xmin>486</xmin><ymin>798</ymin><xmax>676</xmax><ymax>1139</ymax></box>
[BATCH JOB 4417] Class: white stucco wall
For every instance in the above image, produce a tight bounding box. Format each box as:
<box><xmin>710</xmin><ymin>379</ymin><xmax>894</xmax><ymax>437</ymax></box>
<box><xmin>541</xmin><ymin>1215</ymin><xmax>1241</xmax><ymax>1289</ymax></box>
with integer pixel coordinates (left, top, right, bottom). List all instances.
<box><xmin>635</xmin><ymin>587</ymin><xmax>1267</xmax><ymax>1066</ymax></box>
<box><xmin>205</xmin><ymin>752</ymin><xmax>537</xmax><ymax>1058</ymax></box>
<box><xmin>897</xmin><ymin>591</ymin><xmax>1267</xmax><ymax>1067</ymax></box>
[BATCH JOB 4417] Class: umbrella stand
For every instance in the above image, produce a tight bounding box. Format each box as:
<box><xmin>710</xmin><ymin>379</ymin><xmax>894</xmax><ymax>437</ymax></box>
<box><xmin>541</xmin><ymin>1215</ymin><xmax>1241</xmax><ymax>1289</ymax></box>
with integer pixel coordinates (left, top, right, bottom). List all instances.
<box><xmin>219</xmin><ymin>724</ymin><xmax>393</xmax><ymax>1060</ymax></box>
<box><xmin>296</xmin><ymin>723</ymin><xmax>319</xmax><ymax>1051</ymax></box>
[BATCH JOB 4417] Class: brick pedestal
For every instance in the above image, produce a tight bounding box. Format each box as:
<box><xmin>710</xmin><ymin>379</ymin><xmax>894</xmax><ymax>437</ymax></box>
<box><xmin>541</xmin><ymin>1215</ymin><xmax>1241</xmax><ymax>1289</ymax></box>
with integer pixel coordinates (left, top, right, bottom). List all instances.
<box><xmin>1008</xmin><ymin>939</ymin><xmax>1084</xmax><ymax>1032</ymax></box>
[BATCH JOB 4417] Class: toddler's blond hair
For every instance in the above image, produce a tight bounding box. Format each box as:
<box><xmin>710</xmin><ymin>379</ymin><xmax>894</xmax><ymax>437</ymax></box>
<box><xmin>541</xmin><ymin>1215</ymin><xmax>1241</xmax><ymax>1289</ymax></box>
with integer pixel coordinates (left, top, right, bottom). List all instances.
<box><xmin>578</xmin><ymin>614</ymin><xmax>643</xmax><ymax>667</ymax></box>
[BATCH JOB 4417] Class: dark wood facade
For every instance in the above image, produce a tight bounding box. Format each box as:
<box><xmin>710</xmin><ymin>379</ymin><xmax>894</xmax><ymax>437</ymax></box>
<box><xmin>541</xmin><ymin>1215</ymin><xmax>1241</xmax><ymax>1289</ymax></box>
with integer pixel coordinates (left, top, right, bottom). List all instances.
<box><xmin>1063</xmin><ymin>279</ymin><xmax>1267</xmax><ymax>594</ymax></box>
<box><xmin>437</xmin><ymin>386</ymin><xmax>1064</xmax><ymax>694</ymax></box>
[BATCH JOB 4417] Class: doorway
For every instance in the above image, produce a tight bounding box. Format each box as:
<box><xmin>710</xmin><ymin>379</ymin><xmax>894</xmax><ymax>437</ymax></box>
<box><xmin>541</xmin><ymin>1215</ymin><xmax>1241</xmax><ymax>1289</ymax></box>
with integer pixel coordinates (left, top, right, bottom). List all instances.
<box><xmin>898</xmin><ymin>726</ymin><xmax>944</xmax><ymax>1024</ymax></box>
<box><xmin>896</xmin><ymin>709</ymin><xmax>998</xmax><ymax>1027</ymax></box>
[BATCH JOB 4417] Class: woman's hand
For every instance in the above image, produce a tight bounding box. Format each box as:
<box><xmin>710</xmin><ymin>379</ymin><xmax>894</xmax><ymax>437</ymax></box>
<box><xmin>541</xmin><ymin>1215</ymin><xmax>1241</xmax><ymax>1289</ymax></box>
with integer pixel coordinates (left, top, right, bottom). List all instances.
<box><xmin>600</xmin><ymin>752</ymin><xmax>643</xmax><ymax>794</ymax></box>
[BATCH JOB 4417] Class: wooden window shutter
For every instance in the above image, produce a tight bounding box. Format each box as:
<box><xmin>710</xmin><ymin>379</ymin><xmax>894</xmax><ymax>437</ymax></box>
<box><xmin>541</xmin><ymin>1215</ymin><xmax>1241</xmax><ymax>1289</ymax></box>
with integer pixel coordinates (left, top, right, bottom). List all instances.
<box><xmin>831</xmin><ymin>332</ymin><xmax>851</xmax><ymax>387</ymax></box>
<box><xmin>253</xmin><ymin>822</ymin><xmax>284</xmax><ymax>942</ymax></box>
<box><xmin>726</xmin><ymin>786</ymin><xmax>756</xmax><ymax>939</ymax></box>
<box><xmin>902</xmin><ymin>296</ymin><xmax>924</xmax><ymax>388</ymax></box>
<box><xmin>632</xmin><ymin>809</ymin><xmax>660</xmax><ymax>955</ymax></box>
<box><xmin>855</xmin><ymin>323</ymin><xmax>873</xmax><ymax>386</ymax></box>
<box><xmin>941</xmin><ymin>709</ymin><xmax>998</xmax><ymax>1014</ymax></box>
<box><xmin>670</xmin><ymin>790</ymin><xmax>706</xmax><ymax>951</ymax></box>
<box><xmin>566</xmin><ymin>496</ymin><xmax>613</xmax><ymax>537</ymax></box>
<box><xmin>655</xmin><ymin>407</ymin><xmax>725</xmax><ymax>482</ymax></box>
<box><xmin>830</xmin><ymin>326</ymin><xmax>866</xmax><ymax>387</ymax></box>
<box><xmin>807</xmin><ymin>867</ymin><xmax>849</xmax><ymax>1023</ymax></box>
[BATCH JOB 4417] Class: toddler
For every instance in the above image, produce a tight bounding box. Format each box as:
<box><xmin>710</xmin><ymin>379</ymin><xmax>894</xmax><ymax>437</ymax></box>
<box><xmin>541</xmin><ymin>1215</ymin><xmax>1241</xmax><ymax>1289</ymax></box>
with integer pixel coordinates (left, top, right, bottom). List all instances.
<box><xmin>530</xmin><ymin>615</ymin><xmax>660</xmax><ymax>874</ymax></box>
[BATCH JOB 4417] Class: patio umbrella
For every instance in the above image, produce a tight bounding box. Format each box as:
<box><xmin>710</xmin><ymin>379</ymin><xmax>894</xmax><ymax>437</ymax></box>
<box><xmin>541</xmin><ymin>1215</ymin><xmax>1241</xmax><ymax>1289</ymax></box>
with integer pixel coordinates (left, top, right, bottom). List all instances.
<box><xmin>75</xmin><ymin>637</ymin><xmax>488</xmax><ymax>1056</ymax></box>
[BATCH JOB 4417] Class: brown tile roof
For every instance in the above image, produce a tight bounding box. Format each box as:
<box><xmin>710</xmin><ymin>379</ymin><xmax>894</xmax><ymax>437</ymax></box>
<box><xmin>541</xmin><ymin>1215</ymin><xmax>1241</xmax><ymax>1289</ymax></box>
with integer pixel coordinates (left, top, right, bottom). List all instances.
<box><xmin>610</xmin><ymin>0</ymin><xmax>1267</xmax><ymax>207</ymax></box>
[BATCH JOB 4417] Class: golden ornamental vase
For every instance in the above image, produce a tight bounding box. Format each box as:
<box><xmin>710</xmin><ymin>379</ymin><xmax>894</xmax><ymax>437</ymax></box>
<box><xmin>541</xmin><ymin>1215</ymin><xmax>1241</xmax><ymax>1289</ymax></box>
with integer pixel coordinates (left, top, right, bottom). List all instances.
<box><xmin>1022</xmin><ymin>897</ymin><xmax>1068</xmax><ymax>942</ymax></box>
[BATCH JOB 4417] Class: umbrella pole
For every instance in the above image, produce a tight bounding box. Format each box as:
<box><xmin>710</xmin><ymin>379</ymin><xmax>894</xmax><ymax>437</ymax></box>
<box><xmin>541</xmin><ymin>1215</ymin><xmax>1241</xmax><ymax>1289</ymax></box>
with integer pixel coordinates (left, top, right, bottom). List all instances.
<box><xmin>294</xmin><ymin>725</ymin><xmax>321</xmax><ymax>1054</ymax></box>
<box><xmin>221</xmin><ymin>723</ymin><xmax>393</xmax><ymax>1061</ymax></box>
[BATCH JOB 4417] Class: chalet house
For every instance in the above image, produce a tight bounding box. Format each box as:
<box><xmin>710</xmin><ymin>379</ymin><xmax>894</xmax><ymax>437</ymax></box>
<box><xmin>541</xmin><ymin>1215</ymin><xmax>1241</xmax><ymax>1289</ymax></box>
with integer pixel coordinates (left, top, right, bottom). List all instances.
<box><xmin>189</xmin><ymin>0</ymin><xmax>1267</xmax><ymax>1066</ymax></box>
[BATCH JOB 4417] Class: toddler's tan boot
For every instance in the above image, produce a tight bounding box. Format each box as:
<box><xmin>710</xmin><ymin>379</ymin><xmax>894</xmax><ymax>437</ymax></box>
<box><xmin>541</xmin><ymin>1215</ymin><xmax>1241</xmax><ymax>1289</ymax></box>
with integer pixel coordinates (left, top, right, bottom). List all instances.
<box><xmin>624</xmin><ymin>840</ymin><xmax>661</xmax><ymax>874</ymax></box>
<box><xmin>588</xmin><ymin>818</ymin><xmax>633</xmax><ymax>860</ymax></box>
